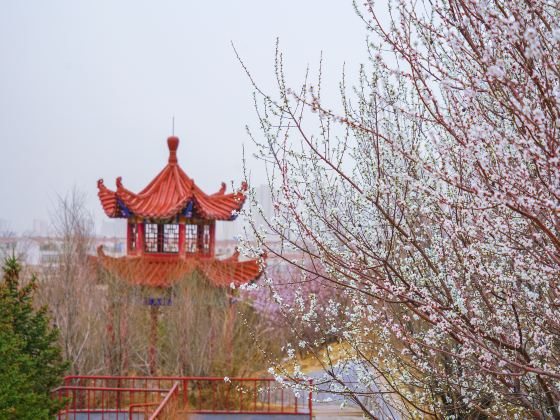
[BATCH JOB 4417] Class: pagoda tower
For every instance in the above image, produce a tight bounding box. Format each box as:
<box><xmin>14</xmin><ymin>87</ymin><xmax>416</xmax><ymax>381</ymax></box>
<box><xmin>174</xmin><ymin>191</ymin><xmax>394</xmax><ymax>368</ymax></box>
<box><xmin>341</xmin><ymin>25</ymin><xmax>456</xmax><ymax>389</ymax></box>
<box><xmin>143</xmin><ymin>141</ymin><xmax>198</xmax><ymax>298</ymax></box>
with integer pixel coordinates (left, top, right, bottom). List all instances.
<box><xmin>95</xmin><ymin>136</ymin><xmax>263</xmax><ymax>373</ymax></box>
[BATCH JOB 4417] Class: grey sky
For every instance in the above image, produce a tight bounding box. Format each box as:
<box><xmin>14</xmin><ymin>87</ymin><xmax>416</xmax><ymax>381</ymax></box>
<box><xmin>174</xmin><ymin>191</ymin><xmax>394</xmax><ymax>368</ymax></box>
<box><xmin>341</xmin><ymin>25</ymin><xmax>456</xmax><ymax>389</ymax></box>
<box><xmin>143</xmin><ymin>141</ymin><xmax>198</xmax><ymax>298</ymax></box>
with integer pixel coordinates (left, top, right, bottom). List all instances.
<box><xmin>0</xmin><ymin>1</ymin><xmax>370</xmax><ymax>234</ymax></box>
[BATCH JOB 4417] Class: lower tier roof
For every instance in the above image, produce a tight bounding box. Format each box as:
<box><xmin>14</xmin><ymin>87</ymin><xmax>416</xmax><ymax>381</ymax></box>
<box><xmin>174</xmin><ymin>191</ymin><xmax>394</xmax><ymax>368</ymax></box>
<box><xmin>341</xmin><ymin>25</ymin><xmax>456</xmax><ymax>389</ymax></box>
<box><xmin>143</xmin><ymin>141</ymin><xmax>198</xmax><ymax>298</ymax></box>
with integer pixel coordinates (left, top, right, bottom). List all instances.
<box><xmin>93</xmin><ymin>246</ymin><xmax>264</xmax><ymax>288</ymax></box>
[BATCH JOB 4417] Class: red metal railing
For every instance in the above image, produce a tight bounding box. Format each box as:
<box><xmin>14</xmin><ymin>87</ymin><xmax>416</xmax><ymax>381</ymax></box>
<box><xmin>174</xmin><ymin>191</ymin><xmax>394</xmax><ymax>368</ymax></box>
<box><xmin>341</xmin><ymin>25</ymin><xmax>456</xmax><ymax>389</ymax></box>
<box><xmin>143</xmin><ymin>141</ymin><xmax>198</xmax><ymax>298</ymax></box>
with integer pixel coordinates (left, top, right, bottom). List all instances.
<box><xmin>52</xmin><ymin>385</ymin><xmax>170</xmax><ymax>420</ymax></box>
<box><xmin>55</xmin><ymin>375</ymin><xmax>313</xmax><ymax>419</ymax></box>
<box><xmin>149</xmin><ymin>381</ymin><xmax>179</xmax><ymax>419</ymax></box>
<box><xmin>180</xmin><ymin>377</ymin><xmax>309</xmax><ymax>415</ymax></box>
<box><xmin>128</xmin><ymin>402</ymin><xmax>160</xmax><ymax>419</ymax></box>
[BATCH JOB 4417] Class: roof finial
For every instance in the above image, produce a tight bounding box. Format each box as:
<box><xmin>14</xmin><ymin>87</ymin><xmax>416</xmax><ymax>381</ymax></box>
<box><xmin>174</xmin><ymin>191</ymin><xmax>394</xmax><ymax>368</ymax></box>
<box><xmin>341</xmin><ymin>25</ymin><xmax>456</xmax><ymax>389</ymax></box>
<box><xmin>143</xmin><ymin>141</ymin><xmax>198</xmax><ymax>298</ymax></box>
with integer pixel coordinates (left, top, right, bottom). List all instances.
<box><xmin>172</xmin><ymin>116</ymin><xmax>175</xmax><ymax>136</ymax></box>
<box><xmin>167</xmin><ymin>136</ymin><xmax>179</xmax><ymax>164</ymax></box>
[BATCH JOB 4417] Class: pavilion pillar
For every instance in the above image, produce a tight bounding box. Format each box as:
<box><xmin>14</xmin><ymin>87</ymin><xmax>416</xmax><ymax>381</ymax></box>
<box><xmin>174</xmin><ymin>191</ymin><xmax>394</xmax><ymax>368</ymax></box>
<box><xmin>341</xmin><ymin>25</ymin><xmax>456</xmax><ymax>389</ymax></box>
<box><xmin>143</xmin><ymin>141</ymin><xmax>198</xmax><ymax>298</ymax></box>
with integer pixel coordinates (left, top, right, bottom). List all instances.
<box><xmin>137</xmin><ymin>221</ymin><xmax>145</xmax><ymax>255</ymax></box>
<box><xmin>210</xmin><ymin>222</ymin><xmax>216</xmax><ymax>257</ymax></box>
<box><xmin>106</xmin><ymin>304</ymin><xmax>116</xmax><ymax>373</ymax></box>
<box><xmin>120</xmin><ymin>309</ymin><xmax>129</xmax><ymax>374</ymax></box>
<box><xmin>178</xmin><ymin>222</ymin><xmax>185</xmax><ymax>255</ymax></box>
<box><xmin>149</xmin><ymin>305</ymin><xmax>159</xmax><ymax>375</ymax></box>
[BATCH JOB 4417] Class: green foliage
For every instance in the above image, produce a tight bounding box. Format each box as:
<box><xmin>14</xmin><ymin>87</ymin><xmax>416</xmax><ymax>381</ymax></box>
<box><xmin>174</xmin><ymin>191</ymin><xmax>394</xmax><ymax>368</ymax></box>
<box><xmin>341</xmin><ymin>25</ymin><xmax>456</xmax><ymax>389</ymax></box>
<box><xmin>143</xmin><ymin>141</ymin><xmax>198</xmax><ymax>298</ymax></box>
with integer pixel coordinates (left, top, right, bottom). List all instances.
<box><xmin>0</xmin><ymin>256</ymin><xmax>68</xmax><ymax>419</ymax></box>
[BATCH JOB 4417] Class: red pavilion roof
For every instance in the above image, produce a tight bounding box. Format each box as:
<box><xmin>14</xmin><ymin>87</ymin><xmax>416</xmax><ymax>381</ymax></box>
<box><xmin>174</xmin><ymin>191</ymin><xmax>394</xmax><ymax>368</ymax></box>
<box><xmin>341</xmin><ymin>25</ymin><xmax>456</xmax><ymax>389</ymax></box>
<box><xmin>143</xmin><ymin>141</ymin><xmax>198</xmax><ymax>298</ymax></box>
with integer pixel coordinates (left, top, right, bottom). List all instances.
<box><xmin>97</xmin><ymin>136</ymin><xmax>247</xmax><ymax>220</ymax></box>
<box><xmin>94</xmin><ymin>247</ymin><xmax>263</xmax><ymax>288</ymax></box>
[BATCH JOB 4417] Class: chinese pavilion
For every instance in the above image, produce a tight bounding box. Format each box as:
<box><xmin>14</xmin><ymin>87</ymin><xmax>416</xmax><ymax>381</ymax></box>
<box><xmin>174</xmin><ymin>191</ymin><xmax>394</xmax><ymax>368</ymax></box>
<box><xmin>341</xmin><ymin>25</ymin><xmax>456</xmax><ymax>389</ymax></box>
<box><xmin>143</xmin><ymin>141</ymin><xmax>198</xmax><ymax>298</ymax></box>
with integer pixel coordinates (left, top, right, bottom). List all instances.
<box><xmin>95</xmin><ymin>135</ymin><xmax>264</xmax><ymax>373</ymax></box>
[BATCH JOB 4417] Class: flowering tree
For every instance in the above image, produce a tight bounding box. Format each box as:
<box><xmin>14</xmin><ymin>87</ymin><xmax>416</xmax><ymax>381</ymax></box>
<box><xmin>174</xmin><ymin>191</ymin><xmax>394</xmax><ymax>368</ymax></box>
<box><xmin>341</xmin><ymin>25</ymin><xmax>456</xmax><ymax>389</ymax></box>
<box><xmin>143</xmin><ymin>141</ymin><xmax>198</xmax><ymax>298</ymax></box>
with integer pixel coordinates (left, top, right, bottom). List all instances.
<box><xmin>243</xmin><ymin>256</ymin><xmax>345</xmax><ymax>343</ymax></box>
<box><xmin>239</xmin><ymin>0</ymin><xmax>560</xmax><ymax>417</ymax></box>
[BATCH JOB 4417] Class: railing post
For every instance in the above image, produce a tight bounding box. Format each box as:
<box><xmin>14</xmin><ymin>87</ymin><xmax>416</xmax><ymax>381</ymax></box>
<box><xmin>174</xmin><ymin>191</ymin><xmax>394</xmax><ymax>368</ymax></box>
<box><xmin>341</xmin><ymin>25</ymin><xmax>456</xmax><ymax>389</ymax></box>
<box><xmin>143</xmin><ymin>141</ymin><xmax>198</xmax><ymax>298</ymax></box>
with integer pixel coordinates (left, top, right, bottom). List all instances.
<box><xmin>253</xmin><ymin>380</ymin><xmax>257</xmax><ymax>412</ymax></box>
<box><xmin>267</xmin><ymin>381</ymin><xmax>270</xmax><ymax>413</ymax></box>
<box><xmin>308</xmin><ymin>379</ymin><xmax>313</xmax><ymax>420</ymax></box>
<box><xmin>65</xmin><ymin>385</ymin><xmax>69</xmax><ymax>420</ymax></box>
<box><xmin>213</xmin><ymin>380</ymin><xmax>217</xmax><ymax>412</ymax></box>
<box><xmin>116</xmin><ymin>377</ymin><xmax>121</xmax><ymax>412</ymax></box>
<box><xmin>239</xmin><ymin>381</ymin><xmax>242</xmax><ymax>412</ymax></box>
<box><xmin>225</xmin><ymin>380</ymin><xmax>230</xmax><ymax>412</ymax></box>
<box><xmin>198</xmin><ymin>382</ymin><xmax>202</xmax><ymax>411</ymax></box>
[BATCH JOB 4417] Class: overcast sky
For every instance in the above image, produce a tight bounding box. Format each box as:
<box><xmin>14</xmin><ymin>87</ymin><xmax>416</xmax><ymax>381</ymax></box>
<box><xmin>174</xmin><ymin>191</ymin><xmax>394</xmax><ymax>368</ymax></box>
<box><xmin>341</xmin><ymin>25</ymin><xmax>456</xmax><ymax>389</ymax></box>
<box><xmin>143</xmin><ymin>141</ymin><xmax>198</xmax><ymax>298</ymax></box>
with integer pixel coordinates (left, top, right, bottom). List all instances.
<box><xmin>0</xmin><ymin>1</ymin><xmax>371</xmax><ymax>235</ymax></box>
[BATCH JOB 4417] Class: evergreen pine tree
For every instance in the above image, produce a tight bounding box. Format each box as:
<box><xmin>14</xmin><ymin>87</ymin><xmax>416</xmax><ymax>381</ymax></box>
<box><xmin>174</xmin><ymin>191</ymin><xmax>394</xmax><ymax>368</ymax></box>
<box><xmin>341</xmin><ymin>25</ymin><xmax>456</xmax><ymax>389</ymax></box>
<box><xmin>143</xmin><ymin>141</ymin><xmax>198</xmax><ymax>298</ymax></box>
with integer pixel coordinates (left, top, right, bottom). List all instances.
<box><xmin>0</xmin><ymin>256</ymin><xmax>67</xmax><ymax>419</ymax></box>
